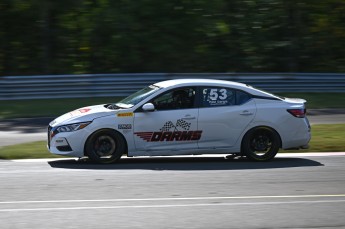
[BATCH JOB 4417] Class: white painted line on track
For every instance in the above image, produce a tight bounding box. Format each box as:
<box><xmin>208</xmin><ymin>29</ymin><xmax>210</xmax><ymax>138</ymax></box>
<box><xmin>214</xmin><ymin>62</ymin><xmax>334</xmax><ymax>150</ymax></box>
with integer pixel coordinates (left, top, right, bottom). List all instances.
<box><xmin>277</xmin><ymin>152</ymin><xmax>345</xmax><ymax>157</ymax></box>
<box><xmin>1</xmin><ymin>199</ymin><xmax>345</xmax><ymax>212</ymax></box>
<box><xmin>1</xmin><ymin>194</ymin><xmax>345</xmax><ymax>205</ymax></box>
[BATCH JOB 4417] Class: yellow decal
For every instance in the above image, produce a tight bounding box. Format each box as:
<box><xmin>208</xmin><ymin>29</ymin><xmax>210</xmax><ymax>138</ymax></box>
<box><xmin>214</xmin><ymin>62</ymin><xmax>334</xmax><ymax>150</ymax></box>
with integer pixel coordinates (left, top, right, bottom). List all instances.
<box><xmin>117</xmin><ymin>112</ymin><xmax>133</xmax><ymax>117</ymax></box>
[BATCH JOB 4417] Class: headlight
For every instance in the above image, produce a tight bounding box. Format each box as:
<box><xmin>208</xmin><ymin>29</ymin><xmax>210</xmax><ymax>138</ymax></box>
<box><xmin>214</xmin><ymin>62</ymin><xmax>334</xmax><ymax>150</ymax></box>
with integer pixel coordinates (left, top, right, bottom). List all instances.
<box><xmin>52</xmin><ymin>122</ymin><xmax>92</xmax><ymax>137</ymax></box>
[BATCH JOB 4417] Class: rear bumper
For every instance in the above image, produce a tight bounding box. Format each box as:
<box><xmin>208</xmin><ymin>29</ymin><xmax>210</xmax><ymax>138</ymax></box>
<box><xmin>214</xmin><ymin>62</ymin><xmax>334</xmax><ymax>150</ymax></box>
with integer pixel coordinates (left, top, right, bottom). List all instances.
<box><xmin>281</xmin><ymin>117</ymin><xmax>311</xmax><ymax>150</ymax></box>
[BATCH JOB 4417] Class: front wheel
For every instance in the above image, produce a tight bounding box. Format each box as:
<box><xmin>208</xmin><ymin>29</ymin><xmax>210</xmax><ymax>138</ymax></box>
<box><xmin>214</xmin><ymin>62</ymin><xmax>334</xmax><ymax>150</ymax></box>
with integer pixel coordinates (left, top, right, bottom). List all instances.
<box><xmin>241</xmin><ymin>127</ymin><xmax>280</xmax><ymax>161</ymax></box>
<box><xmin>85</xmin><ymin>129</ymin><xmax>126</xmax><ymax>164</ymax></box>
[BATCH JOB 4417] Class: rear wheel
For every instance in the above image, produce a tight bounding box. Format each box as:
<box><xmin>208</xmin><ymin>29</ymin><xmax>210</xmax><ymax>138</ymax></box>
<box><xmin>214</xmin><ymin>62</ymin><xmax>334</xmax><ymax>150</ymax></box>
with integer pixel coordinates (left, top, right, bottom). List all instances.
<box><xmin>85</xmin><ymin>129</ymin><xmax>125</xmax><ymax>164</ymax></box>
<box><xmin>242</xmin><ymin>127</ymin><xmax>280</xmax><ymax>161</ymax></box>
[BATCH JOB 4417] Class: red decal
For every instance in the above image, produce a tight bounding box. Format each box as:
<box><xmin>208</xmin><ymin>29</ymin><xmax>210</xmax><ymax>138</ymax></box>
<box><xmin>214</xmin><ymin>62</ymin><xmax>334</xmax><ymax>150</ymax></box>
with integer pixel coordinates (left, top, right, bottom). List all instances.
<box><xmin>135</xmin><ymin>131</ymin><xmax>202</xmax><ymax>142</ymax></box>
<box><xmin>79</xmin><ymin>108</ymin><xmax>91</xmax><ymax>113</ymax></box>
<box><xmin>134</xmin><ymin>132</ymin><xmax>154</xmax><ymax>141</ymax></box>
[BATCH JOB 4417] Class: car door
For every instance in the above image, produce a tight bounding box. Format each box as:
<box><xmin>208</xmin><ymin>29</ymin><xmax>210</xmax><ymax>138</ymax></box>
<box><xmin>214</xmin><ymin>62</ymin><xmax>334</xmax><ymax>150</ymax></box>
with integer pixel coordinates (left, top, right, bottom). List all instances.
<box><xmin>133</xmin><ymin>87</ymin><xmax>200</xmax><ymax>153</ymax></box>
<box><xmin>197</xmin><ymin>86</ymin><xmax>256</xmax><ymax>149</ymax></box>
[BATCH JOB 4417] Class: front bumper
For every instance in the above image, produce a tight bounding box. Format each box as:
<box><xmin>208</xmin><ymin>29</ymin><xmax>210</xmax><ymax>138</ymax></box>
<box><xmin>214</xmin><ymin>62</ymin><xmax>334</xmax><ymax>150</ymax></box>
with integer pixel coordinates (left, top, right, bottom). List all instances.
<box><xmin>47</xmin><ymin>126</ymin><xmax>88</xmax><ymax>157</ymax></box>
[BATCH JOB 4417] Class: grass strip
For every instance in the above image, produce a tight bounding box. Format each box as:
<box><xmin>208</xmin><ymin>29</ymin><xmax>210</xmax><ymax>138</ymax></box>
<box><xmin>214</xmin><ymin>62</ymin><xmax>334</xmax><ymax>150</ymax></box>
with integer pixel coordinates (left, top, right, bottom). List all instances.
<box><xmin>0</xmin><ymin>141</ymin><xmax>63</xmax><ymax>160</ymax></box>
<box><xmin>0</xmin><ymin>124</ymin><xmax>344</xmax><ymax>160</ymax></box>
<box><xmin>277</xmin><ymin>93</ymin><xmax>345</xmax><ymax>109</ymax></box>
<box><xmin>0</xmin><ymin>97</ymin><xmax>123</xmax><ymax>119</ymax></box>
<box><xmin>282</xmin><ymin>123</ymin><xmax>345</xmax><ymax>153</ymax></box>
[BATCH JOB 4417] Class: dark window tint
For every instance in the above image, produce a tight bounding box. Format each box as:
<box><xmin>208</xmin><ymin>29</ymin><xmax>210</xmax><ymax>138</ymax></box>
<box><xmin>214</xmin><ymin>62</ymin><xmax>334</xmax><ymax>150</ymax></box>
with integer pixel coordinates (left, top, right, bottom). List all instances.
<box><xmin>236</xmin><ymin>90</ymin><xmax>252</xmax><ymax>105</ymax></box>
<box><xmin>200</xmin><ymin>87</ymin><xmax>236</xmax><ymax>107</ymax></box>
<box><xmin>200</xmin><ymin>87</ymin><xmax>252</xmax><ymax>107</ymax></box>
<box><xmin>152</xmin><ymin>87</ymin><xmax>196</xmax><ymax>110</ymax></box>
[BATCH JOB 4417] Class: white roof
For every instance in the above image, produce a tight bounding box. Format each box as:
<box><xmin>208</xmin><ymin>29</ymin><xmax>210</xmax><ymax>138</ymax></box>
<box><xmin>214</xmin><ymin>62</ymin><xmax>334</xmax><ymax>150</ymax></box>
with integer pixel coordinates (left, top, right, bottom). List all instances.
<box><xmin>154</xmin><ymin>78</ymin><xmax>247</xmax><ymax>89</ymax></box>
<box><xmin>153</xmin><ymin>78</ymin><xmax>280</xmax><ymax>99</ymax></box>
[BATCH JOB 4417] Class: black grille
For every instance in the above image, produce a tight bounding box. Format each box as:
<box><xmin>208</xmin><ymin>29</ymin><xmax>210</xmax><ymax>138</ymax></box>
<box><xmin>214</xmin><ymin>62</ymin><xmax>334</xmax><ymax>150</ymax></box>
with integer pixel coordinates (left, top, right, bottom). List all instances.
<box><xmin>57</xmin><ymin>145</ymin><xmax>72</xmax><ymax>151</ymax></box>
<box><xmin>47</xmin><ymin>126</ymin><xmax>52</xmax><ymax>148</ymax></box>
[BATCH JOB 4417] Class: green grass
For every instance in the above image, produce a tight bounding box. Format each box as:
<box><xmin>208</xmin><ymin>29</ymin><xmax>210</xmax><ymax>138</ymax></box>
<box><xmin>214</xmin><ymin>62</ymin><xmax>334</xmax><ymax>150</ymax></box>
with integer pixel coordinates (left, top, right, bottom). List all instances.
<box><xmin>277</xmin><ymin>93</ymin><xmax>345</xmax><ymax>109</ymax></box>
<box><xmin>0</xmin><ymin>93</ymin><xmax>344</xmax><ymax>119</ymax></box>
<box><xmin>283</xmin><ymin>123</ymin><xmax>345</xmax><ymax>153</ymax></box>
<box><xmin>0</xmin><ymin>141</ymin><xmax>63</xmax><ymax>160</ymax></box>
<box><xmin>281</xmin><ymin>124</ymin><xmax>345</xmax><ymax>152</ymax></box>
<box><xmin>0</xmin><ymin>97</ymin><xmax>123</xmax><ymax>119</ymax></box>
<box><xmin>0</xmin><ymin>124</ymin><xmax>344</xmax><ymax>160</ymax></box>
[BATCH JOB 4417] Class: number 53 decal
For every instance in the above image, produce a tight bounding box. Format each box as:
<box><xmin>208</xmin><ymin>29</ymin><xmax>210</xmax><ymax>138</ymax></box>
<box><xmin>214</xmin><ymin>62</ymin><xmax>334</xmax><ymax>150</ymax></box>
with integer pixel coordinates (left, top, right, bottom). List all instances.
<box><xmin>208</xmin><ymin>89</ymin><xmax>228</xmax><ymax>101</ymax></box>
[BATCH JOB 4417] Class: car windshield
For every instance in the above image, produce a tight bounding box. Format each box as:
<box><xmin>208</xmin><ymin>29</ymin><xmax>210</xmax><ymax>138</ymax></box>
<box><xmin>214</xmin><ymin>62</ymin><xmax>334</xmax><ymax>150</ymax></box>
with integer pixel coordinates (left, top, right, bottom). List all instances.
<box><xmin>115</xmin><ymin>85</ymin><xmax>161</xmax><ymax>108</ymax></box>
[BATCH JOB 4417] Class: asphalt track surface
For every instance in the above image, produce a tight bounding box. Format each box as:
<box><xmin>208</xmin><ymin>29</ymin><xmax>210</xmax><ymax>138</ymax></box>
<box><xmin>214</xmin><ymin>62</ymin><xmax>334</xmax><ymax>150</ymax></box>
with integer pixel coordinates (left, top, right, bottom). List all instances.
<box><xmin>0</xmin><ymin>153</ymin><xmax>345</xmax><ymax>229</ymax></box>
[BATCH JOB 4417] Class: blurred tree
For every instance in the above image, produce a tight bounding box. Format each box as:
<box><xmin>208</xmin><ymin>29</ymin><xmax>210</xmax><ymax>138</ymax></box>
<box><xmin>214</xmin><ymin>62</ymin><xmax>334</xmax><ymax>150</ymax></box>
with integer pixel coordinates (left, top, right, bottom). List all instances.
<box><xmin>0</xmin><ymin>0</ymin><xmax>344</xmax><ymax>76</ymax></box>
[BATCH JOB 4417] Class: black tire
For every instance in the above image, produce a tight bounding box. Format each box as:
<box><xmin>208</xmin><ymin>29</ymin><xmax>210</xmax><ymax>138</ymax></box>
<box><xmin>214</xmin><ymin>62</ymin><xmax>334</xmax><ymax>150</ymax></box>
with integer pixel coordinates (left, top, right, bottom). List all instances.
<box><xmin>241</xmin><ymin>127</ymin><xmax>280</xmax><ymax>161</ymax></box>
<box><xmin>85</xmin><ymin>129</ymin><xmax>126</xmax><ymax>164</ymax></box>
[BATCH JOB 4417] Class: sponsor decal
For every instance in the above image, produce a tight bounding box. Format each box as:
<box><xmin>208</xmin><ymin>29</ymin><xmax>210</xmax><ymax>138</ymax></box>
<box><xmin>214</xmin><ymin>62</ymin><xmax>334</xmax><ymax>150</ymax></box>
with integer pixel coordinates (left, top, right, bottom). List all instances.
<box><xmin>135</xmin><ymin>130</ymin><xmax>202</xmax><ymax>142</ymax></box>
<box><xmin>202</xmin><ymin>88</ymin><xmax>234</xmax><ymax>106</ymax></box>
<box><xmin>69</xmin><ymin>108</ymin><xmax>91</xmax><ymax>116</ymax></box>
<box><xmin>135</xmin><ymin>119</ymin><xmax>203</xmax><ymax>142</ymax></box>
<box><xmin>117</xmin><ymin>112</ymin><xmax>133</xmax><ymax>117</ymax></box>
<box><xmin>118</xmin><ymin>124</ymin><xmax>132</xmax><ymax>129</ymax></box>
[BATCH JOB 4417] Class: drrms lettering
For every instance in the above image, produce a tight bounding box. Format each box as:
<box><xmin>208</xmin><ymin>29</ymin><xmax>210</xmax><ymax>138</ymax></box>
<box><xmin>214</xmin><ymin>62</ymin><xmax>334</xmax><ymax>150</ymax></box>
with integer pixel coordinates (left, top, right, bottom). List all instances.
<box><xmin>135</xmin><ymin>131</ymin><xmax>203</xmax><ymax>142</ymax></box>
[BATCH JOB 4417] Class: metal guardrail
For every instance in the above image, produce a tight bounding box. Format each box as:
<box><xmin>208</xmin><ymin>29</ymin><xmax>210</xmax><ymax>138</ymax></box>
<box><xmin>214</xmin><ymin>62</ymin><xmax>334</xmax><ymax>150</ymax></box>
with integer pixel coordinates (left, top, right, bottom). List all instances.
<box><xmin>1</xmin><ymin>73</ymin><xmax>345</xmax><ymax>100</ymax></box>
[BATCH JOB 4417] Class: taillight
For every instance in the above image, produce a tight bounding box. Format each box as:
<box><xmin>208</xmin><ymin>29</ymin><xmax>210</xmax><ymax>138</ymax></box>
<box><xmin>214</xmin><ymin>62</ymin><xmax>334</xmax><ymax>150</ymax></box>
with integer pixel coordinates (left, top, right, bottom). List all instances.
<box><xmin>287</xmin><ymin>109</ymin><xmax>306</xmax><ymax>118</ymax></box>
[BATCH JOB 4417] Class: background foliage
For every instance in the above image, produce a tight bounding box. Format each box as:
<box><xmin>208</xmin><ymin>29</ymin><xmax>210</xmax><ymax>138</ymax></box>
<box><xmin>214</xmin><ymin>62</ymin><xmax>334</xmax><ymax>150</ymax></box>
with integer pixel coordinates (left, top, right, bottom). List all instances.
<box><xmin>1</xmin><ymin>0</ymin><xmax>345</xmax><ymax>76</ymax></box>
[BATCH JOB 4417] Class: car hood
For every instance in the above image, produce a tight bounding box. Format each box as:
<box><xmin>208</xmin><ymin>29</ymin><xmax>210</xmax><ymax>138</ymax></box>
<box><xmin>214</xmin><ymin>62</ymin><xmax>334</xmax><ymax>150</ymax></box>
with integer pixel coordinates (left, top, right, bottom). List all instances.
<box><xmin>49</xmin><ymin>104</ymin><xmax>114</xmax><ymax>127</ymax></box>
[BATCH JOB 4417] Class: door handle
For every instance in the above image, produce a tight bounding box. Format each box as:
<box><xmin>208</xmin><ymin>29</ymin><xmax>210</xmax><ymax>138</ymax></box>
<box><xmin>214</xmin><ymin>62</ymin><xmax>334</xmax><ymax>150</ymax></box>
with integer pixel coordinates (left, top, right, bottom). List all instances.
<box><xmin>240</xmin><ymin>110</ymin><xmax>253</xmax><ymax>116</ymax></box>
<box><xmin>182</xmin><ymin>117</ymin><xmax>196</xmax><ymax>120</ymax></box>
<box><xmin>182</xmin><ymin>114</ymin><xmax>196</xmax><ymax>120</ymax></box>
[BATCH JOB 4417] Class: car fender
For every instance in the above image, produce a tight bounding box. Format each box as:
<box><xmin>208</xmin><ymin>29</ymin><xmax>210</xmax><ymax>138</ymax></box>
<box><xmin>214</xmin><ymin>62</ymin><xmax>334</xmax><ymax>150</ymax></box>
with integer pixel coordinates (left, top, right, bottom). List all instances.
<box><xmin>236</xmin><ymin>121</ymin><xmax>284</xmax><ymax>148</ymax></box>
<box><xmin>83</xmin><ymin>114</ymin><xmax>134</xmax><ymax>153</ymax></box>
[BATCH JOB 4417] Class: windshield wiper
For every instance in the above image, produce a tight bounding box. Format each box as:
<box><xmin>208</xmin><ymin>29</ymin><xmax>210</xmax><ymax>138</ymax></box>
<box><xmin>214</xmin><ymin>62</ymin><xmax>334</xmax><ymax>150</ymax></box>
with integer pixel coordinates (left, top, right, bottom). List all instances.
<box><xmin>106</xmin><ymin>104</ymin><xmax>121</xmax><ymax>110</ymax></box>
<box><xmin>115</xmin><ymin>103</ymin><xmax>133</xmax><ymax>109</ymax></box>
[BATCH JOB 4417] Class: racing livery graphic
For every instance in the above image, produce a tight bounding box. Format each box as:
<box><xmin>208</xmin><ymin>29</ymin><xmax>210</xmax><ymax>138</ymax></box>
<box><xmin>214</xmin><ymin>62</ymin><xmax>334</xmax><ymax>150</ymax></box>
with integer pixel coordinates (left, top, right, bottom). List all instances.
<box><xmin>160</xmin><ymin>119</ymin><xmax>191</xmax><ymax>131</ymax></box>
<box><xmin>135</xmin><ymin>119</ymin><xmax>202</xmax><ymax>142</ymax></box>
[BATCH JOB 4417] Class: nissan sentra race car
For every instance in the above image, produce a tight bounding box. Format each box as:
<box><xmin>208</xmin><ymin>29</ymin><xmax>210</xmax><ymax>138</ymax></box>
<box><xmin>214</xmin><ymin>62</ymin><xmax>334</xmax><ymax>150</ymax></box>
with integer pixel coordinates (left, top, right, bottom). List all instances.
<box><xmin>48</xmin><ymin>79</ymin><xmax>311</xmax><ymax>163</ymax></box>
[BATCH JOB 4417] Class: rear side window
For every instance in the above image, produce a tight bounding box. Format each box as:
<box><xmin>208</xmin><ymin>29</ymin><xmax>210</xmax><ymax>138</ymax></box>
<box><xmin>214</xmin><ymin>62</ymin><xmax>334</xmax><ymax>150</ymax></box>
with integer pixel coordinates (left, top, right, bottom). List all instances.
<box><xmin>200</xmin><ymin>87</ymin><xmax>252</xmax><ymax>107</ymax></box>
<box><xmin>201</xmin><ymin>87</ymin><xmax>236</xmax><ymax>107</ymax></box>
<box><xmin>236</xmin><ymin>90</ymin><xmax>252</xmax><ymax>105</ymax></box>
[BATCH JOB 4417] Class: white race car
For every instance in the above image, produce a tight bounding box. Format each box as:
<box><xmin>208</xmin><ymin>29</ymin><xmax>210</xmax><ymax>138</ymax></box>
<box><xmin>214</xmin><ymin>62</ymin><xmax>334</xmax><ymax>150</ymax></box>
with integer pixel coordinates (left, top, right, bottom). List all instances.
<box><xmin>48</xmin><ymin>79</ymin><xmax>311</xmax><ymax>163</ymax></box>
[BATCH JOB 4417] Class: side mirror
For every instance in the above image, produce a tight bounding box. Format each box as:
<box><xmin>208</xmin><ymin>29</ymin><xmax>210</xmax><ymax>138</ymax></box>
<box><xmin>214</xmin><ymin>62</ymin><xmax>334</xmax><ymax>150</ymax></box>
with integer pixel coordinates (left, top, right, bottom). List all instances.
<box><xmin>142</xmin><ymin>103</ymin><xmax>155</xmax><ymax>112</ymax></box>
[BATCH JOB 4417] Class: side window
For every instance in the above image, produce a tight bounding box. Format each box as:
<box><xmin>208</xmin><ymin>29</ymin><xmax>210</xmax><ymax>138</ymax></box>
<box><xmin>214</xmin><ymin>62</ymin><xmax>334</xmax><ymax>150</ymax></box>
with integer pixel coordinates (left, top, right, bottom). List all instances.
<box><xmin>152</xmin><ymin>87</ymin><xmax>196</xmax><ymax>110</ymax></box>
<box><xmin>200</xmin><ymin>87</ymin><xmax>252</xmax><ymax>107</ymax></box>
<box><xmin>201</xmin><ymin>87</ymin><xmax>236</xmax><ymax>107</ymax></box>
<box><xmin>236</xmin><ymin>90</ymin><xmax>252</xmax><ymax>105</ymax></box>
